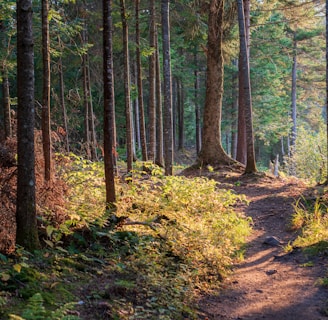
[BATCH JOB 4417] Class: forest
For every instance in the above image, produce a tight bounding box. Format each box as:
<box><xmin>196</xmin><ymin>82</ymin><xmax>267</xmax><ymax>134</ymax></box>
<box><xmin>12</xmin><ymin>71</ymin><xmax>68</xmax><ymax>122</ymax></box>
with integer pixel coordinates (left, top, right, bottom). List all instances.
<box><xmin>1</xmin><ymin>0</ymin><xmax>328</xmax><ymax>319</ymax></box>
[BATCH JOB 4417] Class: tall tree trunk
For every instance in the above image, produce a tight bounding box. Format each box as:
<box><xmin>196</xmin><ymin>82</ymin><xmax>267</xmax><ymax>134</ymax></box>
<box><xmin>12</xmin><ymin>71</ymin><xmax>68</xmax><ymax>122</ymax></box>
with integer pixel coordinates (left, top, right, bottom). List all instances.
<box><xmin>103</xmin><ymin>0</ymin><xmax>116</xmax><ymax>205</ymax></box>
<box><xmin>41</xmin><ymin>0</ymin><xmax>52</xmax><ymax>181</ymax></box>
<box><xmin>197</xmin><ymin>0</ymin><xmax>235</xmax><ymax>167</ymax></box>
<box><xmin>16</xmin><ymin>0</ymin><xmax>40</xmax><ymax>250</ymax></box>
<box><xmin>237</xmin><ymin>0</ymin><xmax>257</xmax><ymax>173</ymax></box>
<box><xmin>121</xmin><ymin>0</ymin><xmax>133</xmax><ymax>173</ymax></box>
<box><xmin>82</xmin><ymin>27</ymin><xmax>91</xmax><ymax>160</ymax></box>
<box><xmin>236</xmin><ymin>0</ymin><xmax>250</xmax><ymax>165</ymax></box>
<box><xmin>177</xmin><ymin>77</ymin><xmax>184</xmax><ymax>150</ymax></box>
<box><xmin>148</xmin><ymin>0</ymin><xmax>156</xmax><ymax>161</ymax></box>
<box><xmin>161</xmin><ymin>0</ymin><xmax>173</xmax><ymax>175</ymax></box>
<box><xmin>87</xmin><ymin>57</ymin><xmax>98</xmax><ymax>161</ymax></box>
<box><xmin>231</xmin><ymin>59</ymin><xmax>238</xmax><ymax>159</ymax></box>
<box><xmin>2</xmin><ymin>70</ymin><xmax>12</xmax><ymax>139</ymax></box>
<box><xmin>155</xmin><ymin>28</ymin><xmax>164</xmax><ymax>167</ymax></box>
<box><xmin>291</xmin><ymin>34</ymin><xmax>297</xmax><ymax>151</ymax></box>
<box><xmin>194</xmin><ymin>54</ymin><xmax>201</xmax><ymax>155</ymax></box>
<box><xmin>135</xmin><ymin>0</ymin><xmax>148</xmax><ymax>161</ymax></box>
<box><xmin>58</xmin><ymin>54</ymin><xmax>69</xmax><ymax>153</ymax></box>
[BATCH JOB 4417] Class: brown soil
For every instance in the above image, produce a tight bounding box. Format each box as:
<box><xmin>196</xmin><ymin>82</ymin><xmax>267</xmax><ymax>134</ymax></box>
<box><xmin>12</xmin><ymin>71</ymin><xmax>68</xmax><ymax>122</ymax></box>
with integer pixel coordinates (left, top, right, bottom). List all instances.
<box><xmin>192</xmin><ymin>170</ymin><xmax>328</xmax><ymax>320</ymax></box>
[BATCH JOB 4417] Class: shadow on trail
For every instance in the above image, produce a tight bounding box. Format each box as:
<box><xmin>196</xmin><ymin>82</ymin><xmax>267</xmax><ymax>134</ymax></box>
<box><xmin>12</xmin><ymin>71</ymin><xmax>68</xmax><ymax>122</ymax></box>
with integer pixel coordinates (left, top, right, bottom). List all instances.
<box><xmin>197</xmin><ymin>178</ymin><xmax>328</xmax><ymax>320</ymax></box>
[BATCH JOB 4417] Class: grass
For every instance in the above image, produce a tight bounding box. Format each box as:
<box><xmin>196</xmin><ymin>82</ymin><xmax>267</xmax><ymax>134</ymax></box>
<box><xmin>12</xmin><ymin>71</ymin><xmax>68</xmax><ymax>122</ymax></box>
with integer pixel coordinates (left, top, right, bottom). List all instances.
<box><xmin>0</xmin><ymin>155</ymin><xmax>252</xmax><ymax>320</ymax></box>
<box><xmin>290</xmin><ymin>196</ymin><xmax>328</xmax><ymax>256</ymax></box>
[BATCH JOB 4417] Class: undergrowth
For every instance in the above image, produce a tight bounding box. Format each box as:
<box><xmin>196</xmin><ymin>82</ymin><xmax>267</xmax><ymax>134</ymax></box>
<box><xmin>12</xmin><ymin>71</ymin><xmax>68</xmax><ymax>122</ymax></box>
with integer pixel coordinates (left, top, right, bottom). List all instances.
<box><xmin>290</xmin><ymin>197</ymin><xmax>328</xmax><ymax>255</ymax></box>
<box><xmin>0</xmin><ymin>155</ymin><xmax>252</xmax><ymax>319</ymax></box>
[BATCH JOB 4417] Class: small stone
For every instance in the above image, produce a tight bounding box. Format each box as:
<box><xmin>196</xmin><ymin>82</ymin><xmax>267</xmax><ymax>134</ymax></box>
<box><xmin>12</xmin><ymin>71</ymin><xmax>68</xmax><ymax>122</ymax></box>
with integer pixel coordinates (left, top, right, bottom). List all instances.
<box><xmin>263</xmin><ymin>236</ymin><xmax>282</xmax><ymax>246</ymax></box>
<box><xmin>266</xmin><ymin>269</ymin><xmax>277</xmax><ymax>275</ymax></box>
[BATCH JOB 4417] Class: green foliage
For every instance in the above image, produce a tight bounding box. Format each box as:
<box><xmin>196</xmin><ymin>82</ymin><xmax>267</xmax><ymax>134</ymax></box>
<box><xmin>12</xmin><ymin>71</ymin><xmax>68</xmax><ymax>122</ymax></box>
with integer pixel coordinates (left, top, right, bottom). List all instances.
<box><xmin>1</xmin><ymin>155</ymin><xmax>251</xmax><ymax>319</ymax></box>
<box><xmin>290</xmin><ymin>197</ymin><xmax>328</xmax><ymax>254</ymax></box>
<box><xmin>117</xmin><ymin>170</ymin><xmax>251</xmax><ymax>284</ymax></box>
<box><xmin>283</xmin><ymin>125</ymin><xmax>327</xmax><ymax>183</ymax></box>
<box><xmin>9</xmin><ymin>293</ymin><xmax>79</xmax><ymax>320</ymax></box>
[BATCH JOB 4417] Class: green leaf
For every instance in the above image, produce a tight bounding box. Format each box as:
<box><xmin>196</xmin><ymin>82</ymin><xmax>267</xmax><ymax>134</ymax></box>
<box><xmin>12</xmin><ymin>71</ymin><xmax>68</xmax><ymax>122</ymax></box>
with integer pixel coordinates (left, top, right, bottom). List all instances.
<box><xmin>43</xmin><ymin>239</ymin><xmax>54</xmax><ymax>248</ymax></box>
<box><xmin>13</xmin><ymin>264</ymin><xmax>22</xmax><ymax>273</ymax></box>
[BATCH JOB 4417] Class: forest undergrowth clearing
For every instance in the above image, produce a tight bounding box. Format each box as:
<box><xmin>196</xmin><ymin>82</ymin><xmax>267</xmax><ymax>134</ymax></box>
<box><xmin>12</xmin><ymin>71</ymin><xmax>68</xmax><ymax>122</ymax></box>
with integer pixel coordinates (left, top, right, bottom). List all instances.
<box><xmin>1</xmin><ymin>148</ymin><xmax>328</xmax><ymax>319</ymax></box>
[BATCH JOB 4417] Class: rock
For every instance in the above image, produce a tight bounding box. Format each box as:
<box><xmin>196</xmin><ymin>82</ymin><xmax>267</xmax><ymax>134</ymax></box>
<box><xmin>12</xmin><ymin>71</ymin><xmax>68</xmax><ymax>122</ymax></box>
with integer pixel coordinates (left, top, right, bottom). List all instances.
<box><xmin>266</xmin><ymin>269</ymin><xmax>277</xmax><ymax>275</ymax></box>
<box><xmin>263</xmin><ymin>236</ymin><xmax>282</xmax><ymax>246</ymax></box>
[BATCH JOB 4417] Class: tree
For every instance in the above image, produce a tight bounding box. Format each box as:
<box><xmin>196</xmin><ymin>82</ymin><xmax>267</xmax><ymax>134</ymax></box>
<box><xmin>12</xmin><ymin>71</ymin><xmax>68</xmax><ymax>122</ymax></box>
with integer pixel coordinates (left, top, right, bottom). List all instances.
<box><xmin>41</xmin><ymin>0</ymin><xmax>52</xmax><ymax>181</ymax></box>
<box><xmin>16</xmin><ymin>0</ymin><xmax>40</xmax><ymax>250</ymax></box>
<box><xmin>135</xmin><ymin>0</ymin><xmax>148</xmax><ymax>162</ymax></box>
<box><xmin>103</xmin><ymin>0</ymin><xmax>116</xmax><ymax>205</ymax></box>
<box><xmin>196</xmin><ymin>0</ymin><xmax>236</xmax><ymax>167</ymax></box>
<box><xmin>237</xmin><ymin>0</ymin><xmax>257</xmax><ymax>173</ymax></box>
<box><xmin>120</xmin><ymin>0</ymin><xmax>133</xmax><ymax>173</ymax></box>
<box><xmin>236</xmin><ymin>0</ymin><xmax>250</xmax><ymax>165</ymax></box>
<box><xmin>148</xmin><ymin>0</ymin><xmax>157</xmax><ymax>161</ymax></box>
<box><xmin>155</xmin><ymin>28</ymin><xmax>164</xmax><ymax>166</ymax></box>
<box><xmin>161</xmin><ymin>0</ymin><xmax>173</xmax><ymax>175</ymax></box>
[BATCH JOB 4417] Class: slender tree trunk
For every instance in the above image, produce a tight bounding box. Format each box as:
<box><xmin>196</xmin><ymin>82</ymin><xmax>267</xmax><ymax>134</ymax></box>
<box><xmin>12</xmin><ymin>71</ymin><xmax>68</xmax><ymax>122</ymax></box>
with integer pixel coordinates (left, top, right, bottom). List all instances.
<box><xmin>231</xmin><ymin>59</ymin><xmax>238</xmax><ymax>159</ymax></box>
<box><xmin>136</xmin><ymin>0</ymin><xmax>148</xmax><ymax>161</ymax></box>
<box><xmin>133</xmin><ymin>63</ymin><xmax>141</xmax><ymax>151</ymax></box>
<box><xmin>236</xmin><ymin>0</ymin><xmax>250</xmax><ymax>165</ymax></box>
<box><xmin>155</xmin><ymin>28</ymin><xmax>164</xmax><ymax>166</ymax></box>
<box><xmin>161</xmin><ymin>0</ymin><xmax>173</xmax><ymax>175</ymax></box>
<box><xmin>82</xmin><ymin>27</ymin><xmax>91</xmax><ymax>160</ymax></box>
<box><xmin>194</xmin><ymin>54</ymin><xmax>201</xmax><ymax>155</ymax></box>
<box><xmin>16</xmin><ymin>0</ymin><xmax>40</xmax><ymax>250</ymax></box>
<box><xmin>103</xmin><ymin>0</ymin><xmax>116</xmax><ymax>205</ymax></box>
<box><xmin>87</xmin><ymin>57</ymin><xmax>98</xmax><ymax>161</ymax></box>
<box><xmin>197</xmin><ymin>0</ymin><xmax>235</xmax><ymax>167</ymax></box>
<box><xmin>2</xmin><ymin>70</ymin><xmax>12</xmax><ymax>139</ymax></box>
<box><xmin>58</xmin><ymin>54</ymin><xmax>69</xmax><ymax>153</ymax></box>
<box><xmin>41</xmin><ymin>0</ymin><xmax>52</xmax><ymax>181</ymax></box>
<box><xmin>148</xmin><ymin>0</ymin><xmax>156</xmax><ymax>161</ymax></box>
<box><xmin>177</xmin><ymin>77</ymin><xmax>184</xmax><ymax>150</ymax></box>
<box><xmin>121</xmin><ymin>0</ymin><xmax>133</xmax><ymax>173</ymax></box>
<box><xmin>237</xmin><ymin>0</ymin><xmax>257</xmax><ymax>173</ymax></box>
<box><xmin>236</xmin><ymin>56</ymin><xmax>246</xmax><ymax>164</ymax></box>
<box><xmin>172</xmin><ymin>78</ymin><xmax>177</xmax><ymax>149</ymax></box>
<box><xmin>291</xmin><ymin>34</ymin><xmax>297</xmax><ymax>150</ymax></box>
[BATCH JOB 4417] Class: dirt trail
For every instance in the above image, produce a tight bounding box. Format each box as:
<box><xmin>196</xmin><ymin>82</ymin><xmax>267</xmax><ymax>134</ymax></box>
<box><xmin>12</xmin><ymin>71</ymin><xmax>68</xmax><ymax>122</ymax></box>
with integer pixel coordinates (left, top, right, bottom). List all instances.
<box><xmin>198</xmin><ymin>175</ymin><xmax>328</xmax><ymax>320</ymax></box>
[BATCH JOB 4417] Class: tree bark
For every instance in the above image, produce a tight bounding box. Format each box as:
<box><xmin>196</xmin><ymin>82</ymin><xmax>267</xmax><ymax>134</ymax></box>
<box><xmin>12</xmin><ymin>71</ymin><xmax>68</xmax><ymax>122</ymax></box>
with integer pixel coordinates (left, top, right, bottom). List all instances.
<box><xmin>236</xmin><ymin>0</ymin><xmax>250</xmax><ymax>165</ymax></box>
<box><xmin>16</xmin><ymin>0</ymin><xmax>40</xmax><ymax>250</ymax></box>
<box><xmin>103</xmin><ymin>0</ymin><xmax>116</xmax><ymax>205</ymax></box>
<box><xmin>148</xmin><ymin>0</ymin><xmax>156</xmax><ymax>161</ymax></box>
<box><xmin>231</xmin><ymin>59</ymin><xmax>238</xmax><ymax>159</ymax></box>
<box><xmin>121</xmin><ymin>0</ymin><xmax>133</xmax><ymax>173</ymax></box>
<box><xmin>82</xmin><ymin>26</ymin><xmax>91</xmax><ymax>160</ymax></box>
<box><xmin>155</xmin><ymin>28</ymin><xmax>164</xmax><ymax>167</ymax></box>
<box><xmin>161</xmin><ymin>0</ymin><xmax>173</xmax><ymax>175</ymax></box>
<box><xmin>237</xmin><ymin>0</ymin><xmax>257</xmax><ymax>173</ymax></box>
<box><xmin>41</xmin><ymin>0</ymin><xmax>52</xmax><ymax>181</ymax></box>
<box><xmin>194</xmin><ymin>54</ymin><xmax>201</xmax><ymax>155</ymax></box>
<box><xmin>291</xmin><ymin>34</ymin><xmax>297</xmax><ymax>150</ymax></box>
<box><xmin>135</xmin><ymin>0</ymin><xmax>148</xmax><ymax>161</ymax></box>
<box><xmin>197</xmin><ymin>0</ymin><xmax>235</xmax><ymax>167</ymax></box>
<box><xmin>177</xmin><ymin>77</ymin><xmax>184</xmax><ymax>150</ymax></box>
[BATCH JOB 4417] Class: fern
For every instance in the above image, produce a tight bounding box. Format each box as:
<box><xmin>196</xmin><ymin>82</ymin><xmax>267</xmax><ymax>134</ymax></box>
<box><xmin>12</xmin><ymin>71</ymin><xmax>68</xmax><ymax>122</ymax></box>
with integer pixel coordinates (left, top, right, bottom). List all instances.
<box><xmin>9</xmin><ymin>293</ymin><xmax>80</xmax><ymax>320</ymax></box>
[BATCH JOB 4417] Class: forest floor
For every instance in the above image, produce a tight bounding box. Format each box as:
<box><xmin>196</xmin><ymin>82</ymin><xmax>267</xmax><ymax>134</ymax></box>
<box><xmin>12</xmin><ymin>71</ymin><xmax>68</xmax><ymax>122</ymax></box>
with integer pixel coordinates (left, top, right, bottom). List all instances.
<box><xmin>189</xmin><ymin>170</ymin><xmax>328</xmax><ymax>320</ymax></box>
